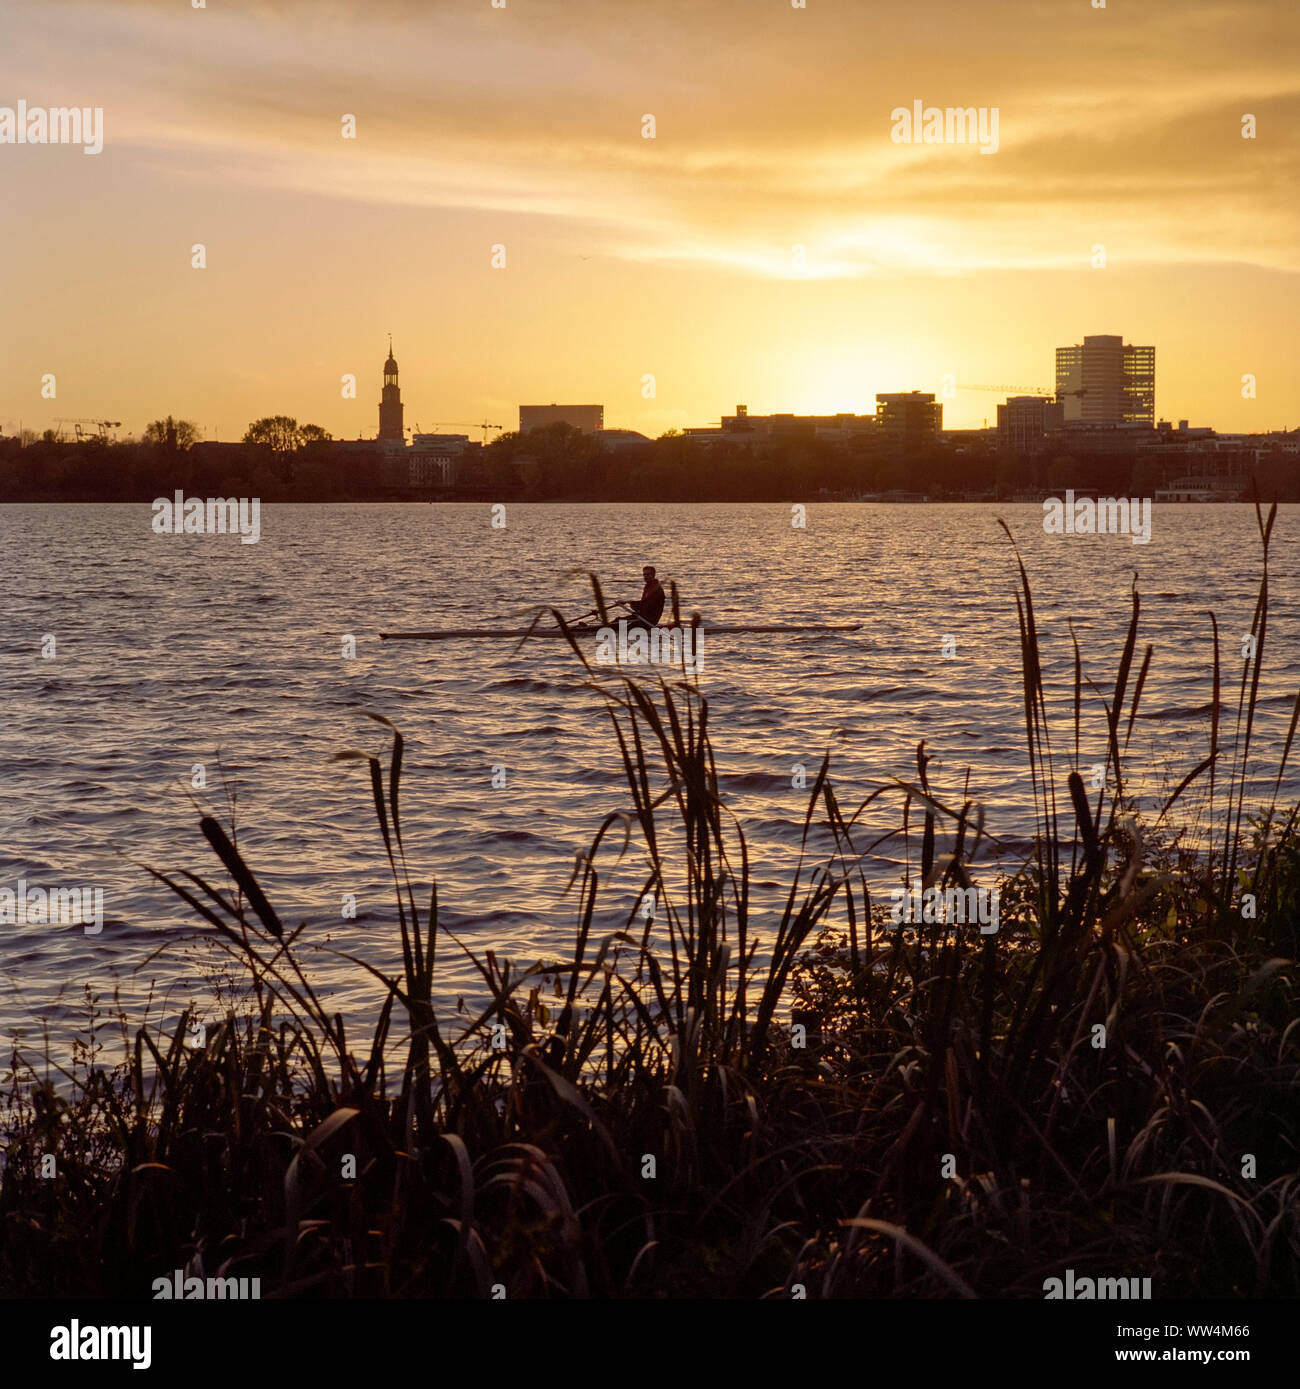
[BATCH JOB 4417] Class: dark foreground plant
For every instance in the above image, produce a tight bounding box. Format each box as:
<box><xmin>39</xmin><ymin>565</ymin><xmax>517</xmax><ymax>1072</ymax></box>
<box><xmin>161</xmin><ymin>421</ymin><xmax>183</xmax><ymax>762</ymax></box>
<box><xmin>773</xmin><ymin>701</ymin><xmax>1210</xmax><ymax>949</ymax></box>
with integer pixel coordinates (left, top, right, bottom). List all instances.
<box><xmin>1</xmin><ymin>513</ymin><xmax>1296</xmax><ymax>1298</ymax></box>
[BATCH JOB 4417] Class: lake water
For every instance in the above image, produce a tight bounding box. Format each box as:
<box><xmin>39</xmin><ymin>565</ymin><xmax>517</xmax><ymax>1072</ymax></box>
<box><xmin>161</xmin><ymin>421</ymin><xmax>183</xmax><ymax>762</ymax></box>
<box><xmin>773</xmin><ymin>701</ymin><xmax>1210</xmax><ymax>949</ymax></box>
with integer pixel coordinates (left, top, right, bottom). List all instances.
<box><xmin>2</xmin><ymin>502</ymin><xmax>1297</xmax><ymax>1054</ymax></box>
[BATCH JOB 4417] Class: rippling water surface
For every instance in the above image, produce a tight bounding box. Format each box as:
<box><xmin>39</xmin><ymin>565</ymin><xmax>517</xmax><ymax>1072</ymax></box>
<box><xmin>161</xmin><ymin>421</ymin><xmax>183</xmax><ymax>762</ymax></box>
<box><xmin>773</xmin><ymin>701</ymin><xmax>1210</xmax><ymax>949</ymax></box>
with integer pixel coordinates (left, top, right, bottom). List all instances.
<box><xmin>2</xmin><ymin>502</ymin><xmax>1297</xmax><ymax>1050</ymax></box>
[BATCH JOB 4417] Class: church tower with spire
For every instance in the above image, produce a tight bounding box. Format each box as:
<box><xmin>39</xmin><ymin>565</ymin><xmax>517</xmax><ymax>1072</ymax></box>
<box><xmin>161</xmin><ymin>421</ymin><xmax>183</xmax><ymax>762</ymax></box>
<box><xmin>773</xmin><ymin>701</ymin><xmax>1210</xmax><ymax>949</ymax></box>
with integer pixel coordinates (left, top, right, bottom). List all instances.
<box><xmin>378</xmin><ymin>337</ymin><xmax>405</xmax><ymax>442</ymax></box>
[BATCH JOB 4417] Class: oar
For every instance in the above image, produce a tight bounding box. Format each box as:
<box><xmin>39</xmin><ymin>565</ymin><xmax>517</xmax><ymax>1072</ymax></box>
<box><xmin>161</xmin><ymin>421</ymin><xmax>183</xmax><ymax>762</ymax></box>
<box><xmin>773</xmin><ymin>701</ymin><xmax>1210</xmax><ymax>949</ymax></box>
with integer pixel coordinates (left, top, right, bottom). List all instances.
<box><xmin>517</xmin><ymin>603</ymin><xmax>631</xmax><ymax>646</ymax></box>
<box><xmin>563</xmin><ymin>601</ymin><xmax>632</xmax><ymax>626</ymax></box>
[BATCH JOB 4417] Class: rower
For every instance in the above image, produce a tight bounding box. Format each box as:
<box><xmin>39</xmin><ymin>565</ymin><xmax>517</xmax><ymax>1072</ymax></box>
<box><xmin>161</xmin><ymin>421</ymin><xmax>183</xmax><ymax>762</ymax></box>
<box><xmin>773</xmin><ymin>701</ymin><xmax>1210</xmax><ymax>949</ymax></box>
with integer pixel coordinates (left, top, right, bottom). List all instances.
<box><xmin>625</xmin><ymin>565</ymin><xmax>665</xmax><ymax>631</ymax></box>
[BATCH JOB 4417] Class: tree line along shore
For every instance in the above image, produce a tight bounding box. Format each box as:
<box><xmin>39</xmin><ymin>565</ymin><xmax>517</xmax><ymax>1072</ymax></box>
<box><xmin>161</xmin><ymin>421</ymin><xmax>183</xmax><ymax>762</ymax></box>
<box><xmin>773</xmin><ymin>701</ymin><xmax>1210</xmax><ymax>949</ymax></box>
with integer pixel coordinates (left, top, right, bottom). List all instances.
<box><xmin>3</xmin><ymin>417</ymin><xmax>1297</xmax><ymax>503</ymax></box>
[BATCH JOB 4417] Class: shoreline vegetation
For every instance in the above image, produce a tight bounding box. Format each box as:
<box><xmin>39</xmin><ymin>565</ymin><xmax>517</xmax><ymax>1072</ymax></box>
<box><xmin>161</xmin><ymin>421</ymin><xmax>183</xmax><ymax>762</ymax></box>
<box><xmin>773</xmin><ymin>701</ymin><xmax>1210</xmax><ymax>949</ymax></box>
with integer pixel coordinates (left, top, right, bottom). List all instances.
<box><xmin>3</xmin><ymin>422</ymin><xmax>1299</xmax><ymax>504</ymax></box>
<box><xmin>2</xmin><ymin>512</ymin><xmax>1298</xmax><ymax>1299</ymax></box>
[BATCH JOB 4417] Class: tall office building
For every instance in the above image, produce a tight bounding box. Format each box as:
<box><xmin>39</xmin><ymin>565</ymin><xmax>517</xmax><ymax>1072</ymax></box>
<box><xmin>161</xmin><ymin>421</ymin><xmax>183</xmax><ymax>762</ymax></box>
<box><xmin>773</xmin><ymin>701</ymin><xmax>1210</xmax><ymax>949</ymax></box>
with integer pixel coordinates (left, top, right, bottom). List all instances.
<box><xmin>519</xmin><ymin>404</ymin><xmax>604</xmax><ymax>434</ymax></box>
<box><xmin>1055</xmin><ymin>335</ymin><xmax>1155</xmax><ymax>425</ymax></box>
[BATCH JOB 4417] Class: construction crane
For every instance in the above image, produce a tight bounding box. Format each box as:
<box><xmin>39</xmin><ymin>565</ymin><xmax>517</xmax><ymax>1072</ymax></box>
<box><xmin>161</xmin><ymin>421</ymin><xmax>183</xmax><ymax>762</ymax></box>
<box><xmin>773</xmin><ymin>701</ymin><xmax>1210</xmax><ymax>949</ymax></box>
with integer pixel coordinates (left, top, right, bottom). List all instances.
<box><xmin>431</xmin><ymin>421</ymin><xmax>504</xmax><ymax>444</ymax></box>
<box><xmin>54</xmin><ymin>417</ymin><xmax>122</xmax><ymax>442</ymax></box>
<box><xmin>956</xmin><ymin>385</ymin><xmax>1088</xmax><ymax>398</ymax></box>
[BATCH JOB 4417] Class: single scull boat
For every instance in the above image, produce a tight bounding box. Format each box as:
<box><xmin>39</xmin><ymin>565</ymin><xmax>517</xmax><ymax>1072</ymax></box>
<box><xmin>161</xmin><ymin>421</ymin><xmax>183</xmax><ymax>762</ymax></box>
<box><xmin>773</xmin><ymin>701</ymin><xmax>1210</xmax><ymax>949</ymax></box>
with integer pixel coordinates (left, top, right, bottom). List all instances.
<box><xmin>381</xmin><ymin>622</ymin><xmax>862</xmax><ymax>642</ymax></box>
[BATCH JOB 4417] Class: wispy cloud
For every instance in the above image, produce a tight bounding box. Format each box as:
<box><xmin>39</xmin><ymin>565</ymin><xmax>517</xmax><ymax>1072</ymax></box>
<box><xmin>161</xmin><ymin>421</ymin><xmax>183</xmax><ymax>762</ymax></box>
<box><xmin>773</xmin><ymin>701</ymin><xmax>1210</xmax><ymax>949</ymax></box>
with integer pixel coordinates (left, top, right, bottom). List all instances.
<box><xmin>7</xmin><ymin>0</ymin><xmax>1297</xmax><ymax>277</ymax></box>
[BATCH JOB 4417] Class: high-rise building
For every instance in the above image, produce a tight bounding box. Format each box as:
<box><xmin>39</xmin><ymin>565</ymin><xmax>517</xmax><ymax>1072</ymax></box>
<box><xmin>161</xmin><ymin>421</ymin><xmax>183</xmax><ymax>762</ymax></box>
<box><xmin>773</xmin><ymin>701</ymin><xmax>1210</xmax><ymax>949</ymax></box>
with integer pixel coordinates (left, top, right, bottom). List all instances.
<box><xmin>1055</xmin><ymin>335</ymin><xmax>1155</xmax><ymax>425</ymax></box>
<box><xmin>378</xmin><ymin>339</ymin><xmax>405</xmax><ymax>442</ymax></box>
<box><xmin>519</xmin><ymin>403</ymin><xmax>604</xmax><ymax>434</ymax></box>
<box><xmin>875</xmin><ymin>391</ymin><xmax>942</xmax><ymax>436</ymax></box>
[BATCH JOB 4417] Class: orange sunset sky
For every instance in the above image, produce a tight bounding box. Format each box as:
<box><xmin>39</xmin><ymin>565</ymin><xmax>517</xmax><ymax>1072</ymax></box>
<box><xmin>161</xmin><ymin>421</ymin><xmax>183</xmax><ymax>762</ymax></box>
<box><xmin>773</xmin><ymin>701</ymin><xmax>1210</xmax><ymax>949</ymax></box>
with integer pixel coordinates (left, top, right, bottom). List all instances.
<box><xmin>1</xmin><ymin>0</ymin><xmax>1297</xmax><ymax>442</ymax></box>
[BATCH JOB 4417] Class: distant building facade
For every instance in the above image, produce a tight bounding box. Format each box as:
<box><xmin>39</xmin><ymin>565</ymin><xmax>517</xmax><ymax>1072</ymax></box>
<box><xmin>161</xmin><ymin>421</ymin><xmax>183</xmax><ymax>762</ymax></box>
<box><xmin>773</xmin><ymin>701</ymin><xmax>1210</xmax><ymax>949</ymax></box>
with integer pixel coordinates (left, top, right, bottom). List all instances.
<box><xmin>723</xmin><ymin>405</ymin><xmax>876</xmax><ymax>438</ymax></box>
<box><xmin>997</xmin><ymin>395</ymin><xmax>1065</xmax><ymax>451</ymax></box>
<box><xmin>875</xmin><ymin>391</ymin><xmax>942</xmax><ymax>437</ymax></box>
<box><xmin>410</xmin><ymin>432</ymin><xmax>478</xmax><ymax>488</ymax></box>
<box><xmin>1049</xmin><ymin>422</ymin><xmax>1157</xmax><ymax>453</ymax></box>
<box><xmin>378</xmin><ymin>340</ymin><xmax>405</xmax><ymax>442</ymax></box>
<box><xmin>1139</xmin><ymin>420</ymin><xmax>1277</xmax><ymax>498</ymax></box>
<box><xmin>519</xmin><ymin>404</ymin><xmax>604</xmax><ymax>434</ymax></box>
<box><xmin>684</xmin><ymin>405</ymin><xmax>876</xmax><ymax>444</ymax></box>
<box><xmin>594</xmin><ymin>429</ymin><xmax>651</xmax><ymax>453</ymax></box>
<box><xmin>1055</xmin><ymin>335</ymin><xmax>1155</xmax><ymax>426</ymax></box>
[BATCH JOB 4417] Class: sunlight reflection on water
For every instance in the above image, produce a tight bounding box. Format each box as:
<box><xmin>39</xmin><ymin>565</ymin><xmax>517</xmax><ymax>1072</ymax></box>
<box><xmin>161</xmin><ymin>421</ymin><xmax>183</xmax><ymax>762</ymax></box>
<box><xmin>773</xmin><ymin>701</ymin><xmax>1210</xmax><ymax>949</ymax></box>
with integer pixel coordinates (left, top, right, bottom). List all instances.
<box><xmin>1</xmin><ymin>502</ymin><xmax>1295</xmax><ymax>1052</ymax></box>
